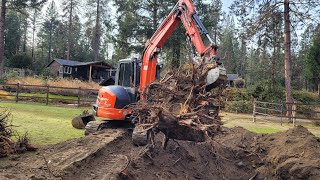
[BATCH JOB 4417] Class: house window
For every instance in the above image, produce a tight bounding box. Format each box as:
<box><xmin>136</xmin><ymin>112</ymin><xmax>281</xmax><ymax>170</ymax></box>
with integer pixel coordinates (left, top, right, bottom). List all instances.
<box><xmin>64</xmin><ymin>66</ymin><xmax>72</xmax><ymax>74</ymax></box>
<box><xmin>59</xmin><ymin>66</ymin><xmax>63</xmax><ymax>73</ymax></box>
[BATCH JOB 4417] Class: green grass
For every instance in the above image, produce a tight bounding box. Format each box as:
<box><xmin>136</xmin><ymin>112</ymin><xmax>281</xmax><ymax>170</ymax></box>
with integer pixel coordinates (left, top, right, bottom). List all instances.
<box><xmin>0</xmin><ymin>101</ymin><xmax>89</xmax><ymax>145</ymax></box>
<box><xmin>221</xmin><ymin>111</ymin><xmax>320</xmax><ymax>136</ymax></box>
<box><xmin>2</xmin><ymin>92</ymin><xmax>94</xmax><ymax>101</ymax></box>
<box><xmin>1</xmin><ymin>101</ymin><xmax>319</xmax><ymax>146</ymax></box>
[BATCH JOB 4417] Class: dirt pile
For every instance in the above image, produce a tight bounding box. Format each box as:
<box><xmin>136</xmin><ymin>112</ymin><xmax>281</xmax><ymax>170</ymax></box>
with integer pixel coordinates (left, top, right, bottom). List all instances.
<box><xmin>0</xmin><ymin>126</ymin><xmax>319</xmax><ymax>180</ymax></box>
<box><xmin>122</xmin><ymin>126</ymin><xmax>320</xmax><ymax>180</ymax></box>
<box><xmin>131</xmin><ymin>63</ymin><xmax>225</xmax><ymax>146</ymax></box>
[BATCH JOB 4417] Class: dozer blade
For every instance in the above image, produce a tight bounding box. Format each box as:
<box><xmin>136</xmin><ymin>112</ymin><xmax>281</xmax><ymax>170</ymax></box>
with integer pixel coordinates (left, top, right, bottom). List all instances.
<box><xmin>85</xmin><ymin>120</ymin><xmax>135</xmax><ymax>135</ymax></box>
<box><xmin>72</xmin><ymin>114</ymin><xmax>95</xmax><ymax>129</ymax></box>
<box><xmin>132</xmin><ymin>125</ymin><xmax>149</xmax><ymax>146</ymax></box>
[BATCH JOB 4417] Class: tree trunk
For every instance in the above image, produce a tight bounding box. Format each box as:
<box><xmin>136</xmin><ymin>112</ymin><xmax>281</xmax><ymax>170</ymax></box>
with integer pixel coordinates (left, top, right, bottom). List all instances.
<box><xmin>318</xmin><ymin>82</ymin><xmax>320</xmax><ymax>97</ymax></box>
<box><xmin>48</xmin><ymin>23</ymin><xmax>52</xmax><ymax>63</ymax></box>
<box><xmin>0</xmin><ymin>0</ymin><xmax>6</xmax><ymax>78</ymax></box>
<box><xmin>152</xmin><ymin>0</ymin><xmax>158</xmax><ymax>31</ymax></box>
<box><xmin>67</xmin><ymin>0</ymin><xmax>73</xmax><ymax>60</ymax></box>
<box><xmin>23</xmin><ymin>21</ymin><xmax>27</xmax><ymax>52</ymax></box>
<box><xmin>284</xmin><ymin>0</ymin><xmax>293</xmax><ymax>121</ymax></box>
<box><xmin>31</xmin><ymin>9</ymin><xmax>36</xmax><ymax>60</ymax></box>
<box><xmin>272</xmin><ymin>25</ymin><xmax>276</xmax><ymax>91</ymax></box>
<box><xmin>214</xmin><ymin>29</ymin><xmax>217</xmax><ymax>45</ymax></box>
<box><xmin>93</xmin><ymin>0</ymin><xmax>100</xmax><ymax>62</ymax></box>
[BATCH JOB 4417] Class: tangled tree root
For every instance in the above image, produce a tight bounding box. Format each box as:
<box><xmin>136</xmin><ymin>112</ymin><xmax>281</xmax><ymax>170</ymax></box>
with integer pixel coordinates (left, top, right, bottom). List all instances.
<box><xmin>0</xmin><ymin>109</ymin><xmax>36</xmax><ymax>157</ymax></box>
<box><xmin>131</xmin><ymin>62</ymin><xmax>225</xmax><ymax>146</ymax></box>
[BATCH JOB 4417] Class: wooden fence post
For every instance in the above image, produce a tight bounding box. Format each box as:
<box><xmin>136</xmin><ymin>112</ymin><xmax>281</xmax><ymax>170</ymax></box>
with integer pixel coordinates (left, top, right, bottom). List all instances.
<box><xmin>253</xmin><ymin>99</ymin><xmax>256</xmax><ymax>122</ymax></box>
<box><xmin>16</xmin><ymin>83</ymin><xmax>20</xmax><ymax>103</ymax></box>
<box><xmin>46</xmin><ymin>85</ymin><xmax>49</xmax><ymax>105</ymax></box>
<box><xmin>77</xmin><ymin>87</ymin><xmax>81</xmax><ymax>107</ymax></box>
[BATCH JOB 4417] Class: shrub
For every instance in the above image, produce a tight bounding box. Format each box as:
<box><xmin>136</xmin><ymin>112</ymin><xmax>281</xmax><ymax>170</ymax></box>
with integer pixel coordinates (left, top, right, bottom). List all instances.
<box><xmin>223</xmin><ymin>88</ymin><xmax>251</xmax><ymax>101</ymax></box>
<box><xmin>293</xmin><ymin>90</ymin><xmax>320</xmax><ymax>104</ymax></box>
<box><xmin>225</xmin><ymin>100</ymin><xmax>253</xmax><ymax>113</ymax></box>
<box><xmin>247</xmin><ymin>80</ymin><xmax>285</xmax><ymax>102</ymax></box>
<box><xmin>3</xmin><ymin>70</ymin><xmax>19</xmax><ymax>80</ymax></box>
<box><xmin>234</xmin><ymin>78</ymin><xmax>245</xmax><ymax>88</ymax></box>
<box><xmin>8</xmin><ymin>53</ymin><xmax>32</xmax><ymax>69</ymax></box>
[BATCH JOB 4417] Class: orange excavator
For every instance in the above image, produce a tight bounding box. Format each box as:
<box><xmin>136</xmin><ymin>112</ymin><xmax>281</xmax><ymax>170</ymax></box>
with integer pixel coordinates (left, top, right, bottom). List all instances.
<box><xmin>72</xmin><ymin>0</ymin><xmax>226</xmax><ymax>145</ymax></box>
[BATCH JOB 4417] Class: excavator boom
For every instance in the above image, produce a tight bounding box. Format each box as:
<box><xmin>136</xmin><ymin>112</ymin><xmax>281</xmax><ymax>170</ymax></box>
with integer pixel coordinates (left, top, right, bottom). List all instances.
<box><xmin>140</xmin><ymin>0</ymin><xmax>224</xmax><ymax>93</ymax></box>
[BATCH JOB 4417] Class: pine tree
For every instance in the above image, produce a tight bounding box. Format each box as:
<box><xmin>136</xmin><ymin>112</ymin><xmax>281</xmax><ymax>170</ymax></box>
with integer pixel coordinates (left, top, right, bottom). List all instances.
<box><xmin>305</xmin><ymin>26</ymin><xmax>320</xmax><ymax>96</ymax></box>
<box><xmin>38</xmin><ymin>0</ymin><xmax>61</xmax><ymax>63</ymax></box>
<box><xmin>0</xmin><ymin>0</ymin><xmax>47</xmax><ymax>77</ymax></box>
<box><xmin>230</xmin><ymin>0</ymin><xmax>320</xmax><ymax>118</ymax></box>
<box><xmin>62</xmin><ymin>0</ymin><xmax>80</xmax><ymax>60</ymax></box>
<box><xmin>85</xmin><ymin>0</ymin><xmax>110</xmax><ymax>61</ymax></box>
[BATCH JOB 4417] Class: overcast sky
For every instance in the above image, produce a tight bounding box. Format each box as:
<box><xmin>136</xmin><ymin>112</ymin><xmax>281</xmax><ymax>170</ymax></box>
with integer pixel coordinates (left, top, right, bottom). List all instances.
<box><xmin>51</xmin><ymin>0</ymin><xmax>234</xmax><ymax>14</ymax></box>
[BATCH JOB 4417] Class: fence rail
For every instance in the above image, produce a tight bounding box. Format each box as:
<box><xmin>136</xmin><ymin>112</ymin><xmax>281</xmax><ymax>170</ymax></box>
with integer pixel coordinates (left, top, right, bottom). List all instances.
<box><xmin>253</xmin><ymin>100</ymin><xmax>320</xmax><ymax>126</ymax></box>
<box><xmin>0</xmin><ymin>83</ymin><xmax>99</xmax><ymax>106</ymax></box>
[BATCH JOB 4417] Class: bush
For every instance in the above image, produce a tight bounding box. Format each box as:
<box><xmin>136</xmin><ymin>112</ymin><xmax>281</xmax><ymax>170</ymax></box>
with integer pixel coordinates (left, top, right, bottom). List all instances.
<box><xmin>40</xmin><ymin>69</ymin><xmax>51</xmax><ymax>80</ymax></box>
<box><xmin>3</xmin><ymin>70</ymin><xmax>19</xmax><ymax>80</ymax></box>
<box><xmin>293</xmin><ymin>90</ymin><xmax>320</xmax><ymax>104</ymax></box>
<box><xmin>8</xmin><ymin>53</ymin><xmax>32</xmax><ymax>69</ymax></box>
<box><xmin>223</xmin><ymin>88</ymin><xmax>251</xmax><ymax>101</ymax></box>
<box><xmin>225</xmin><ymin>100</ymin><xmax>253</xmax><ymax>113</ymax></box>
<box><xmin>234</xmin><ymin>78</ymin><xmax>245</xmax><ymax>88</ymax></box>
<box><xmin>247</xmin><ymin>80</ymin><xmax>285</xmax><ymax>102</ymax></box>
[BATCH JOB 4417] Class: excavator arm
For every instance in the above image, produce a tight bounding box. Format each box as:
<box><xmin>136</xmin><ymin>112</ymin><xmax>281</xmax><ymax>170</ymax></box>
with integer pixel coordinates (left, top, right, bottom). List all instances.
<box><xmin>140</xmin><ymin>0</ymin><xmax>222</xmax><ymax>93</ymax></box>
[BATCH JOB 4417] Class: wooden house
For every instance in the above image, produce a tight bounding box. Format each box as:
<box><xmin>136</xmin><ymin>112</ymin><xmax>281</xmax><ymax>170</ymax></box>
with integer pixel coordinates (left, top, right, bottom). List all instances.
<box><xmin>227</xmin><ymin>74</ymin><xmax>239</xmax><ymax>87</ymax></box>
<box><xmin>46</xmin><ymin>59</ymin><xmax>115</xmax><ymax>82</ymax></box>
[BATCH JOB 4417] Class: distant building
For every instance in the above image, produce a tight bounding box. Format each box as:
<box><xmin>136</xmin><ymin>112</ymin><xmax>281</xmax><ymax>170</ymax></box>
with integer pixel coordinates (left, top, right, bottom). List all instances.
<box><xmin>227</xmin><ymin>74</ymin><xmax>239</xmax><ymax>87</ymax></box>
<box><xmin>46</xmin><ymin>59</ymin><xmax>115</xmax><ymax>82</ymax></box>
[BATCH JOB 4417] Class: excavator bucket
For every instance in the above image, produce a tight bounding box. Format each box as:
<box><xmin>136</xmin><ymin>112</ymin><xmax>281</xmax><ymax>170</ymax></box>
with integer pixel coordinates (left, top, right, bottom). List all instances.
<box><xmin>205</xmin><ymin>65</ymin><xmax>227</xmax><ymax>91</ymax></box>
<box><xmin>71</xmin><ymin>110</ymin><xmax>95</xmax><ymax>129</ymax></box>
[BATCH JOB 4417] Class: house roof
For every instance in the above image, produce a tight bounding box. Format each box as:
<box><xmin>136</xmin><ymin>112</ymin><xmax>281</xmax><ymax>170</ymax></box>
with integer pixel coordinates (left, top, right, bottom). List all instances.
<box><xmin>227</xmin><ymin>74</ymin><xmax>239</xmax><ymax>81</ymax></box>
<box><xmin>46</xmin><ymin>59</ymin><xmax>114</xmax><ymax>68</ymax></box>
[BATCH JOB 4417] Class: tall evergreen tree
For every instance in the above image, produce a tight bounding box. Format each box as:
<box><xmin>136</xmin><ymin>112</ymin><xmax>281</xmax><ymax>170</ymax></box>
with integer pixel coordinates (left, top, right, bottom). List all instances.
<box><xmin>62</xmin><ymin>0</ymin><xmax>80</xmax><ymax>60</ymax></box>
<box><xmin>304</xmin><ymin>26</ymin><xmax>320</xmax><ymax>96</ymax></box>
<box><xmin>0</xmin><ymin>0</ymin><xmax>47</xmax><ymax>77</ymax></box>
<box><xmin>38</xmin><ymin>0</ymin><xmax>61</xmax><ymax>63</ymax></box>
<box><xmin>230</xmin><ymin>0</ymin><xmax>320</xmax><ymax>118</ymax></box>
<box><xmin>85</xmin><ymin>0</ymin><xmax>110</xmax><ymax>61</ymax></box>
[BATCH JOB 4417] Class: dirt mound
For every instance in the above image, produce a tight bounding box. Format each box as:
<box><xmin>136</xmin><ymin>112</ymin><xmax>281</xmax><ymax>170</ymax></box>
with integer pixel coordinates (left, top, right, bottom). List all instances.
<box><xmin>0</xmin><ymin>126</ymin><xmax>319</xmax><ymax>180</ymax></box>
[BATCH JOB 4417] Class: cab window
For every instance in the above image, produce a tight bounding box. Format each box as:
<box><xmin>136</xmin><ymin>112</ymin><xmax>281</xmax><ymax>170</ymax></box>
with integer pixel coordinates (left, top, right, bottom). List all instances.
<box><xmin>118</xmin><ymin>62</ymin><xmax>132</xmax><ymax>87</ymax></box>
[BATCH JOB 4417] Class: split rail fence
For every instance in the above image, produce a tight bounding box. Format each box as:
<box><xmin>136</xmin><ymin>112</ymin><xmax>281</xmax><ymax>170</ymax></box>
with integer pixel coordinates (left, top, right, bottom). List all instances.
<box><xmin>253</xmin><ymin>100</ymin><xmax>320</xmax><ymax>125</ymax></box>
<box><xmin>0</xmin><ymin>83</ymin><xmax>99</xmax><ymax>106</ymax></box>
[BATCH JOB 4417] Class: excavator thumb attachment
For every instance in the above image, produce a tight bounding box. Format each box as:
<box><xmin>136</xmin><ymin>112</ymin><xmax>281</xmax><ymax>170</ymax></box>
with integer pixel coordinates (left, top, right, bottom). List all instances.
<box><xmin>72</xmin><ymin>110</ymin><xmax>96</xmax><ymax>129</ymax></box>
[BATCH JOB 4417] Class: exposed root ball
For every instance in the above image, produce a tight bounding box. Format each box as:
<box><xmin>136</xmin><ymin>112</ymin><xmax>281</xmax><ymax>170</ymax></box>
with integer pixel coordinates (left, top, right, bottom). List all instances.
<box><xmin>131</xmin><ymin>62</ymin><xmax>225</xmax><ymax>144</ymax></box>
<box><xmin>0</xmin><ymin>109</ymin><xmax>36</xmax><ymax>157</ymax></box>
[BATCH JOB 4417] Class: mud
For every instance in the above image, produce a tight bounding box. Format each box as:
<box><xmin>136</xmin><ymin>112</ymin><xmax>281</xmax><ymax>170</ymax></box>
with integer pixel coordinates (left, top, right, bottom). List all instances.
<box><xmin>0</xmin><ymin>125</ymin><xmax>319</xmax><ymax>180</ymax></box>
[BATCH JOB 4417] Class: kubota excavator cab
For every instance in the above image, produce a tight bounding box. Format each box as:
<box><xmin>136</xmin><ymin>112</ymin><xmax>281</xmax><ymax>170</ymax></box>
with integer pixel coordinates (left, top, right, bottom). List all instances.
<box><xmin>92</xmin><ymin>58</ymin><xmax>160</xmax><ymax>121</ymax></box>
<box><xmin>72</xmin><ymin>58</ymin><xmax>161</xmax><ymax>131</ymax></box>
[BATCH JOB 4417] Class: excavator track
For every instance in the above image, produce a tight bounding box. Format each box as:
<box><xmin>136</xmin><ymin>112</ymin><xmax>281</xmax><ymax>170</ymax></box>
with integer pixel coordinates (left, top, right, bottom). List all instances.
<box><xmin>84</xmin><ymin>121</ymin><xmax>109</xmax><ymax>135</ymax></box>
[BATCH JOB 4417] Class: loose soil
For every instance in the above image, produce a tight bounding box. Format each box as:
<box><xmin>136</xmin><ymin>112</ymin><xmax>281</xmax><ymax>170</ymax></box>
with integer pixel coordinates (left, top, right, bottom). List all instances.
<box><xmin>0</xmin><ymin>125</ymin><xmax>319</xmax><ymax>180</ymax></box>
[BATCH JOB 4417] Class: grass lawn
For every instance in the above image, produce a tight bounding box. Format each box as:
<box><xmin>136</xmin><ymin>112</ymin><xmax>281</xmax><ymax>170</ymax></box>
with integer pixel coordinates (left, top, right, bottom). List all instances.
<box><xmin>1</xmin><ymin>101</ymin><xmax>319</xmax><ymax>146</ymax></box>
<box><xmin>221</xmin><ymin>111</ymin><xmax>320</xmax><ymax>137</ymax></box>
<box><xmin>0</xmin><ymin>101</ymin><xmax>89</xmax><ymax>145</ymax></box>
